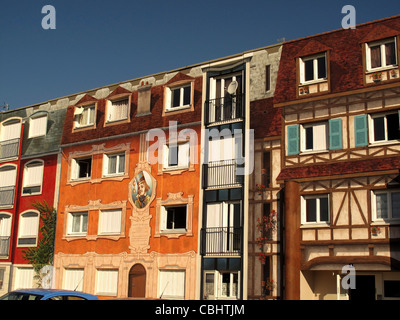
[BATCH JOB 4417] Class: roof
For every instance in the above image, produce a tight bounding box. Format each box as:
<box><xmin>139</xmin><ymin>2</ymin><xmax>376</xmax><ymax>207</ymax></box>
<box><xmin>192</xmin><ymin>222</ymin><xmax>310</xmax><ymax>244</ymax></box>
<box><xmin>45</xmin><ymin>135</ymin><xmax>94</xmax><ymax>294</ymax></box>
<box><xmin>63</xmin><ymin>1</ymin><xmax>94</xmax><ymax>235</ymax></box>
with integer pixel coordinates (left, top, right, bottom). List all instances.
<box><xmin>273</xmin><ymin>15</ymin><xmax>400</xmax><ymax>106</ymax></box>
<box><xmin>277</xmin><ymin>156</ymin><xmax>400</xmax><ymax>181</ymax></box>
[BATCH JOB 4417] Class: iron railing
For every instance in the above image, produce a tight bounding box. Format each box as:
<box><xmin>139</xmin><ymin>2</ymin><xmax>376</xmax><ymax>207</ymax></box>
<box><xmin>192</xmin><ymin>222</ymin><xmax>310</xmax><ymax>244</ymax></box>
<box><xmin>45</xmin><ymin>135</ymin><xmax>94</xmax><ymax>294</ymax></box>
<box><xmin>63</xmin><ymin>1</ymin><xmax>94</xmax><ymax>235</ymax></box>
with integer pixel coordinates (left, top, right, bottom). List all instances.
<box><xmin>0</xmin><ymin>138</ymin><xmax>20</xmax><ymax>159</ymax></box>
<box><xmin>0</xmin><ymin>186</ymin><xmax>15</xmax><ymax>207</ymax></box>
<box><xmin>203</xmin><ymin>159</ymin><xmax>243</xmax><ymax>189</ymax></box>
<box><xmin>0</xmin><ymin>236</ymin><xmax>10</xmax><ymax>256</ymax></box>
<box><xmin>205</xmin><ymin>94</ymin><xmax>244</xmax><ymax>125</ymax></box>
<box><xmin>201</xmin><ymin>227</ymin><xmax>242</xmax><ymax>256</ymax></box>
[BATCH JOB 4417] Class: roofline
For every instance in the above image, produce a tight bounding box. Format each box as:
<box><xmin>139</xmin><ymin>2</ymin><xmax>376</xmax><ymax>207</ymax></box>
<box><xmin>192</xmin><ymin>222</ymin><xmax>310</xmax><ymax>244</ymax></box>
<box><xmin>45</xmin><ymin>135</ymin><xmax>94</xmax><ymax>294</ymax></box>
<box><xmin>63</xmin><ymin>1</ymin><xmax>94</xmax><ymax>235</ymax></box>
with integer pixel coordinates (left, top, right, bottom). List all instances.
<box><xmin>282</xmin><ymin>14</ymin><xmax>400</xmax><ymax>45</ymax></box>
<box><xmin>4</xmin><ymin>42</ymin><xmax>282</xmax><ymax>114</ymax></box>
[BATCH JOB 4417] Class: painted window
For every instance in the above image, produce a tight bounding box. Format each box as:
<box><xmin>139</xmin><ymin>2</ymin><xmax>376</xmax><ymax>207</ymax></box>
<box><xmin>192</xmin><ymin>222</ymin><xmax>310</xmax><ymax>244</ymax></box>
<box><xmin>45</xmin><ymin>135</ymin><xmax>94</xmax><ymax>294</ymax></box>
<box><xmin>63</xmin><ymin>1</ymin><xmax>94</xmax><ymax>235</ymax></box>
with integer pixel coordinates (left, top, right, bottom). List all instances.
<box><xmin>68</xmin><ymin>212</ymin><xmax>88</xmax><ymax>235</ymax></box>
<box><xmin>301</xmin><ymin>194</ymin><xmax>329</xmax><ymax>224</ymax></box>
<box><xmin>22</xmin><ymin>160</ymin><xmax>44</xmax><ymax>195</ymax></box>
<box><xmin>159</xmin><ymin>270</ymin><xmax>185</xmax><ymax>299</ymax></box>
<box><xmin>160</xmin><ymin>205</ymin><xmax>187</xmax><ymax>232</ymax></box>
<box><xmin>17</xmin><ymin>211</ymin><xmax>39</xmax><ymax>246</ymax></box>
<box><xmin>300</xmin><ymin>53</ymin><xmax>327</xmax><ymax>84</ymax></box>
<box><xmin>366</xmin><ymin>37</ymin><xmax>397</xmax><ymax>71</ymax></box>
<box><xmin>103</xmin><ymin>153</ymin><xmax>125</xmax><ymax>176</ymax></box>
<box><xmin>372</xmin><ymin>189</ymin><xmax>400</xmax><ymax>221</ymax></box>
<box><xmin>96</xmin><ymin>269</ymin><xmax>118</xmax><ymax>296</ymax></box>
<box><xmin>28</xmin><ymin>114</ymin><xmax>47</xmax><ymax>138</ymax></box>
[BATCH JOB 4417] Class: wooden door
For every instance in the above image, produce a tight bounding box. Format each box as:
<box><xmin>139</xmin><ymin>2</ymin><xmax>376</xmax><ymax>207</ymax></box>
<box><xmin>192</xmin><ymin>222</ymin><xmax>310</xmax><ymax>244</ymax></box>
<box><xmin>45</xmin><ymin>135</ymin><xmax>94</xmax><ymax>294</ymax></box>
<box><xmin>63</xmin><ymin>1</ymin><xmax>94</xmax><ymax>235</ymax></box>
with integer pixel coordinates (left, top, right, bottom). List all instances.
<box><xmin>128</xmin><ymin>264</ymin><xmax>146</xmax><ymax>298</ymax></box>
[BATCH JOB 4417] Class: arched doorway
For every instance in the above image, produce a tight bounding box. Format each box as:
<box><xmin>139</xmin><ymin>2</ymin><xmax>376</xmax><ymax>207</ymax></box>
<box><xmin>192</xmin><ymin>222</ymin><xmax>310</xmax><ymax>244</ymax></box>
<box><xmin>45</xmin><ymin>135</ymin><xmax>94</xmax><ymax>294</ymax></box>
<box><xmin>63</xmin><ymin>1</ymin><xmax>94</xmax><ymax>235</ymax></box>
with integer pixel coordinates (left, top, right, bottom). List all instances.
<box><xmin>128</xmin><ymin>264</ymin><xmax>146</xmax><ymax>298</ymax></box>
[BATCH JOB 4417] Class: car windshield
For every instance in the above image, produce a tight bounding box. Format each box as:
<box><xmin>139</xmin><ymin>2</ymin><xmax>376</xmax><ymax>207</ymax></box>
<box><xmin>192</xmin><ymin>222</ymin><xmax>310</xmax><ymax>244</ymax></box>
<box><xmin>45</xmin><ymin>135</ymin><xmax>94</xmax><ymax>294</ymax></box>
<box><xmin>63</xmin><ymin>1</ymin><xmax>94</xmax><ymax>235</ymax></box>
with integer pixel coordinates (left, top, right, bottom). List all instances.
<box><xmin>0</xmin><ymin>292</ymin><xmax>44</xmax><ymax>300</ymax></box>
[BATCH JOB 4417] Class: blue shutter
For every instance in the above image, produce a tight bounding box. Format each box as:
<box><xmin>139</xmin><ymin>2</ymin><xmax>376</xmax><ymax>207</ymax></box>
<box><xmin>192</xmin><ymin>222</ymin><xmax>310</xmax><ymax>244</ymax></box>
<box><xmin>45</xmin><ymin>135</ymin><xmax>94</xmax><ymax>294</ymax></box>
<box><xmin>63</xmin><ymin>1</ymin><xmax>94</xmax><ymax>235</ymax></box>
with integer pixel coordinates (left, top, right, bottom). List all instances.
<box><xmin>329</xmin><ymin>118</ymin><xmax>342</xmax><ymax>150</ymax></box>
<box><xmin>287</xmin><ymin>124</ymin><xmax>299</xmax><ymax>155</ymax></box>
<box><xmin>354</xmin><ymin>114</ymin><xmax>368</xmax><ymax>147</ymax></box>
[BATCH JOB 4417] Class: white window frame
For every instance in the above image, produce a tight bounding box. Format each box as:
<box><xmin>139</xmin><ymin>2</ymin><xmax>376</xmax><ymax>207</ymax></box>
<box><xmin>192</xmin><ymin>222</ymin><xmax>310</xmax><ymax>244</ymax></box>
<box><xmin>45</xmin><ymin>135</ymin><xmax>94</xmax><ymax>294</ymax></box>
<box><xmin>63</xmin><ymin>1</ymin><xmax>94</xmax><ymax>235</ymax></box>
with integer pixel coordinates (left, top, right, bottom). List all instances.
<box><xmin>0</xmin><ymin>212</ymin><xmax>12</xmax><ymax>247</ymax></box>
<box><xmin>301</xmin><ymin>194</ymin><xmax>330</xmax><ymax>225</ymax></box>
<box><xmin>71</xmin><ymin>157</ymin><xmax>92</xmax><ymax>180</ymax></box>
<box><xmin>366</xmin><ymin>37</ymin><xmax>398</xmax><ymax>72</ymax></box>
<box><xmin>165</xmin><ymin>83</ymin><xmax>192</xmax><ymax>112</ymax></box>
<box><xmin>17</xmin><ymin>211</ymin><xmax>40</xmax><ymax>247</ymax></box>
<box><xmin>28</xmin><ymin>113</ymin><xmax>47</xmax><ymax>138</ymax></box>
<box><xmin>299</xmin><ymin>53</ymin><xmax>327</xmax><ymax>84</ymax></box>
<box><xmin>67</xmin><ymin>211</ymin><xmax>88</xmax><ymax>236</ymax></box>
<box><xmin>103</xmin><ymin>153</ymin><xmax>126</xmax><ymax>177</ymax></box>
<box><xmin>22</xmin><ymin>160</ymin><xmax>44</xmax><ymax>196</ymax></box>
<box><xmin>160</xmin><ymin>205</ymin><xmax>187</xmax><ymax>233</ymax></box>
<box><xmin>106</xmin><ymin>97</ymin><xmax>129</xmax><ymax>123</ymax></box>
<box><xmin>300</xmin><ymin>122</ymin><xmax>328</xmax><ymax>153</ymax></box>
<box><xmin>163</xmin><ymin>141</ymin><xmax>190</xmax><ymax>170</ymax></box>
<box><xmin>368</xmin><ymin>111</ymin><xmax>400</xmax><ymax>144</ymax></box>
<box><xmin>98</xmin><ymin>209</ymin><xmax>122</xmax><ymax>235</ymax></box>
<box><xmin>74</xmin><ymin>104</ymin><xmax>96</xmax><ymax>128</ymax></box>
<box><xmin>96</xmin><ymin>269</ymin><xmax>119</xmax><ymax>296</ymax></box>
<box><xmin>371</xmin><ymin>189</ymin><xmax>400</xmax><ymax>222</ymax></box>
<box><xmin>203</xmin><ymin>270</ymin><xmax>240</xmax><ymax>300</ymax></box>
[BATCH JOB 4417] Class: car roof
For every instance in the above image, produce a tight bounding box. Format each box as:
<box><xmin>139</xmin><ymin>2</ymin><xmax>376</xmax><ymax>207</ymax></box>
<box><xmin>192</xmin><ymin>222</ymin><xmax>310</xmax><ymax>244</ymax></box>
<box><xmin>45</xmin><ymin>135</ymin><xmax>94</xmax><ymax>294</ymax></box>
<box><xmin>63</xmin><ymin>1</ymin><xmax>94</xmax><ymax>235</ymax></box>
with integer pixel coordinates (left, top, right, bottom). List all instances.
<box><xmin>11</xmin><ymin>288</ymin><xmax>98</xmax><ymax>299</ymax></box>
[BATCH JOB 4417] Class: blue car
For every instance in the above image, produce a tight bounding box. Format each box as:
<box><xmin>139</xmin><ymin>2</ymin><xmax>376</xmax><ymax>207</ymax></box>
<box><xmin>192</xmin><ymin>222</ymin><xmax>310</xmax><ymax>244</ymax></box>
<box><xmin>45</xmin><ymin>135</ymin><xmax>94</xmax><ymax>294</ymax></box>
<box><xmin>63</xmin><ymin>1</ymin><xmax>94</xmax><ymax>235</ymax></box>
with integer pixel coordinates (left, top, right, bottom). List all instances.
<box><xmin>0</xmin><ymin>288</ymin><xmax>98</xmax><ymax>300</ymax></box>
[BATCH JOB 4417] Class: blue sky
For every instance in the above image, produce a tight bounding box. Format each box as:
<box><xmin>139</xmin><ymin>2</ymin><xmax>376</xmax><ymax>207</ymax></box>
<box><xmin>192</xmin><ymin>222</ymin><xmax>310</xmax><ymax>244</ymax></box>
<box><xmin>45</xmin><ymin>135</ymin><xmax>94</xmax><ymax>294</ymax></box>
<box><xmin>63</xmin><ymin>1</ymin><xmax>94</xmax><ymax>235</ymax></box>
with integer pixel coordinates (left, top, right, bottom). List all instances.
<box><xmin>0</xmin><ymin>0</ymin><xmax>399</xmax><ymax>110</ymax></box>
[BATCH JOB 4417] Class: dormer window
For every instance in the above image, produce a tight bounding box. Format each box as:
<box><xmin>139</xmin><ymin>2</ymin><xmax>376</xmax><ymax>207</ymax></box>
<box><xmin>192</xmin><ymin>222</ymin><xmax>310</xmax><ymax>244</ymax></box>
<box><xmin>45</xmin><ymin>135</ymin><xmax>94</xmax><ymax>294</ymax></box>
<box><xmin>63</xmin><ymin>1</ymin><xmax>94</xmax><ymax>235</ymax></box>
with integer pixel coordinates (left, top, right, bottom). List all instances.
<box><xmin>300</xmin><ymin>53</ymin><xmax>327</xmax><ymax>84</ymax></box>
<box><xmin>165</xmin><ymin>82</ymin><xmax>193</xmax><ymax>112</ymax></box>
<box><xmin>28</xmin><ymin>113</ymin><xmax>47</xmax><ymax>138</ymax></box>
<box><xmin>106</xmin><ymin>96</ymin><xmax>130</xmax><ymax>123</ymax></box>
<box><xmin>366</xmin><ymin>38</ymin><xmax>397</xmax><ymax>71</ymax></box>
<box><xmin>74</xmin><ymin>104</ymin><xmax>96</xmax><ymax>128</ymax></box>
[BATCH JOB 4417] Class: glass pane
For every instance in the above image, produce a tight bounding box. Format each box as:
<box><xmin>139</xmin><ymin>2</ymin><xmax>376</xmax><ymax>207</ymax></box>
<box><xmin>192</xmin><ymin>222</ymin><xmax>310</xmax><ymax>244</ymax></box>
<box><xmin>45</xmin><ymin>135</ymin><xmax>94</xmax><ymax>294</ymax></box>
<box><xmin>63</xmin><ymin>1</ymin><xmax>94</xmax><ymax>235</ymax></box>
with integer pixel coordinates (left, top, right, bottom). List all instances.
<box><xmin>183</xmin><ymin>86</ymin><xmax>191</xmax><ymax>106</ymax></box>
<box><xmin>72</xmin><ymin>214</ymin><xmax>80</xmax><ymax>233</ymax></box>
<box><xmin>221</xmin><ymin>273</ymin><xmax>230</xmax><ymax>296</ymax></box>
<box><xmin>232</xmin><ymin>273</ymin><xmax>238</xmax><ymax>297</ymax></box>
<box><xmin>306</xmin><ymin>198</ymin><xmax>317</xmax><ymax>222</ymax></box>
<box><xmin>172</xmin><ymin>88</ymin><xmax>180</xmax><ymax>107</ymax></box>
<box><xmin>118</xmin><ymin>154</ymin><xmax>125</xmax><ymax>173</ymax></box>
<box><xmin>386</xmin><ymin>113</ymin><xmax>400</xmax><ymax>140</ymax></box>
<box><xmin>304</xmin><ymin>59</ymin><xmax>314</xmax><ymax>81</ymax></box>
<box><xmin>305</xmin><ymin>126</ymin><xmax>313</xmax><ymax>150</ymax></box>
<box><xmin>319</xmin><ymin>197</ymin><xmax>329</xmax><ymax>222</ymax></box>
<box><xmin>88</xmin><ymin>107</ymin><xmax>95</xmax><ymax>124</ymax></box>
<box><xmin>373</xmin><ymin>117</ymin><xmax>385</xmax><ymax>141</ymax></box>
<box><xmin>317</xmin><ymin>56</ymin><xmax>326</xmax><ymax>79</ymax></box>
<box><xmin>385</xmin><ymin>41</ymin><xmax>397</xmax><ymax>66</ymax></box>
<box><xmin>205</xmin><ymin>273</ymin><xmax>214</xmax><ymax>296</ymax></box>
<box><xmin>108</xmin><ymin>156</ymin><xmax>117</xmax><ymax>174</ymax></box>
<box><xmin>81</xmin><ymin>213</ymin><xmax>88</xmax><ymax>232</ymax></box>
<box><xmin>174</xmin><ymin>207</ymin><xmax>187</xmax><ymax>229</ymax></box>
<box><xmin>168</xmin><ymin>145</ymin><xmax>178</xmax><ymax>166</ymax></box>
<box><xmin>391</xmin><ymin>192</ymin><xmax>400</xmax><ymax>219</ymax></box>
<box><xmin>376</xmin><ymin>193</ymin><xmax>388</xmax><ymax>219</ymax></box>
<box><xmin>370</xmin><ymin>45</ymin><xmax>382</xmax><ymax>69</ymax></box>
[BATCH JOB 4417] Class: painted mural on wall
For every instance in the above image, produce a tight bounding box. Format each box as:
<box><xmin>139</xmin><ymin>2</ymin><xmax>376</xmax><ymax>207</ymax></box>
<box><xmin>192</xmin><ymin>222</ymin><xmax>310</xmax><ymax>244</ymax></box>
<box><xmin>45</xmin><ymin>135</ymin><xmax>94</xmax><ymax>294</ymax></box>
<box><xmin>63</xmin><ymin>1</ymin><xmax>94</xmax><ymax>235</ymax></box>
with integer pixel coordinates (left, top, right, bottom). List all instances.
<box><xmin>132</xmin><ymin>170</ymin><xmax>153</xmax><ymax>209</ymax></box>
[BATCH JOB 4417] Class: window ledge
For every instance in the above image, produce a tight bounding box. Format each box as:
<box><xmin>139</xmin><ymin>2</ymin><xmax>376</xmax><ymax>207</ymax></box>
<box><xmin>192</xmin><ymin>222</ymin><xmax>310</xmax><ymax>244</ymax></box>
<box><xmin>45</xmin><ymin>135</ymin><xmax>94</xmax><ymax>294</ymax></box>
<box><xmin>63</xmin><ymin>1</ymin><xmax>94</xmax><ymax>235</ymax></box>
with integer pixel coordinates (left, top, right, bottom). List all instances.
<box><xmin>369</xmin><ymin>140</ymin><xmax>400</xmax><ymax>147</ymax></box>
<box><xmin>371</xmin><ymin>219</ymin><xmax>400</xmax><ymax>225</ymax></box>
<box><xmin>299</xmin><ymin>78</ymin><xmax>328</xmax><ymax>86</ymax></box>
<box><xmin>300</xmin><ymin>149</ymin><xmax>329</xmax><ymax>155</ymax></box>
<box><xmin>300</xmin><ymin>223</ymin><xmax>330</xmax><ymax>228</ymax></box>
<box><xmin>165</xmin><ymin>104</ymin><xmax>192</xmax><ymax>113</ymax></box>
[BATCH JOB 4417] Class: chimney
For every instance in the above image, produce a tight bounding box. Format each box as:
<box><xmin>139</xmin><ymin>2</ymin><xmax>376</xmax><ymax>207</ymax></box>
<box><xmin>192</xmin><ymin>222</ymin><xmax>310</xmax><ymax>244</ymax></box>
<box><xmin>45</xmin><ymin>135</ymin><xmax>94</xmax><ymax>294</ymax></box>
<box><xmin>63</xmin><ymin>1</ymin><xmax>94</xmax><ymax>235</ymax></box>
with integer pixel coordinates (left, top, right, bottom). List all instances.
<box><xmin>137</xmin><ymin>81</ymin><xmax>152</xmax><ymax>116</ymax></box>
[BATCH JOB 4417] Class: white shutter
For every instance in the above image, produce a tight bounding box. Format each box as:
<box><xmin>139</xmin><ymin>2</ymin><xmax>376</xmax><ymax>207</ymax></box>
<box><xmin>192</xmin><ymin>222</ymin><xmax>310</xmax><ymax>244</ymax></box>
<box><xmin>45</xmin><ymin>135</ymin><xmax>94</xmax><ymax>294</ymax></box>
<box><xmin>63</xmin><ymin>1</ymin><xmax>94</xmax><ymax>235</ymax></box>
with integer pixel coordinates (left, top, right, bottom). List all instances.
<box><xmin>178</xmin><ymin>142</ymin><xmax>190</xmax><ymax>167</ymax></box>
<box><xmin>160</xmin><ymin>206</ymin><xmax>167</xmax><ymax>231</ymax></box>
<box><xmin>29</xmin><ymin>115</ymin><xmax>47</xmax><ymax>137</ymax></box>
<box><xmin>313</xmin><ymin>123</ymin><xmax>328</xmax><ymax>150</ymax></box>
<box><xmin>64</xmin><ymin>269</ymin><xmax>84</xmax><ymax>291</ymax></box>
<box><xmin>19</xmin><ymin>212</ymin><xmax>39</xmax><ymax>238</ymax></box>
<box><xmin>206</xmin><ymin>203</ymin><xmax>221</xmax><ymax>228</ymax></box>
<box><xmin>99</xmin><ymin>210</ymin><xmax>121</xmax><ymax>234</ymax></box>
<box><xmin>0</xmin><ymin>167</ymin><xmax>16</xmax><ymax>187</ymax></box>
<box><xmin>0</xmin><ymin>214</ymin><xmax>11</xmax><ymax>236</ymax></box>
<box><xmin>159</xmin><ymin>270</ymin><xmax>185</xmax><ymax>299</ymax></box>
<box><xmin>96</xmin><ymin>269</ymin><xmax>118</xmax><ymax>295</ymax></box>
<box><xmin>14</xmin><ymin>268</ymin><xmax>34</xmax><ymax>290</ymax></box>
<box><xmin>24</xmin><ymin>162</ymin><xmax>44</xmax><ymax>187</ymax></box>
<box><xmin>208</xmin><ymin>139</ymin><xmax>221</xmax><ymax>162</ymax></box>
<box><xmin>1</xmin><ymin>121</ymin><xmax>21</xmax><ymax>141</ymax></box>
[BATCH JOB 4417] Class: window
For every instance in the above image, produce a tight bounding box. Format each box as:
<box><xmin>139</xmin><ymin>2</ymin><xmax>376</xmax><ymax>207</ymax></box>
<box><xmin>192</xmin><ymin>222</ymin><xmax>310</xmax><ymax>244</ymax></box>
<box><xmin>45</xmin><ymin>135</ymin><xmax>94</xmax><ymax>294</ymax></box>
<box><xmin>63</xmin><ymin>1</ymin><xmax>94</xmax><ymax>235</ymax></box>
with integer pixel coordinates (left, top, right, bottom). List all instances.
<box><xmin>22</xmin><ymin>161</ymin><xmax>44</xmax><ymax>195</ymax></box>
<box><xmin>300</xmin><ymin>53</ymin><xmax>327</xmax><ymax>83</ymax></box>
<box><xmin>98</xmin><ymin>209</ymin><xmax>122</xmax><ymax>235</ymax></box>
<box><xmin>366</xmin><ymin>38</ymin><xmax>397</xmax><ymax>71</ymax></box>
<box><xmin>103</xmin><ymin>153</ymin><xmax>125</xmax><ymax>176</ymax></box>
<box><xmin>68</xmin><ymin>212</ymin><xmax>88</xmax><ymax>235</ymax></box>
<box><xmin>28</xmin><ymin>114</ymin><xmax>47</xmax><ymax>138</ymax></box>
<box><xmin>107</xmin><ymin>98</ymin><xmax>129</xmax><ymax>122</ymax></box>
<box><xmin>71</xmin><ymin>157</ymin><xmax>92</xmax><ymax>180</ymax></box>
<box><xmin>203</xmin><ymin>270</ymin><xmax>239</xmax><ymax>299</ymax></box>
<box><xmin>74</xmin><ymin>105</ymin><xmax>95</xmax><ymax>128</ymax></box>
<box><xmin>301</xmin><ymin>194</ymin><xmax>329</xmax><ymax>224</ymax></box>
<box><xmin>384</xmin><ymin>280</ymin><xmax>400</xmax><ymax>298</ymax></box>
<box><xmin>63</xmin><ymin>269</ymin><xmax>84</xmax><ymax>291</ymax></box>
<box><xmin>96</xmin><ymin>269</ymin><xmax>119</xmax><ymax>296</ymax></box>
<box><xmin>14</xmin><ymin>267</ymin><xmax>34</xmax><ymax>290</ymax></box>
<box><xmin>17</xmin><ymin>212</ymin><xmax>39</xmax><ymax>246</ymax></box>
<box><xmin>159</xmin><ymin>270</ymin><xmax>185</xmax><ymax>299</ymax></box>
<box><xmin>301</xmin><ymin>122</ymin><xmax>328</xmax><ymax>152</ymax></box>
<box><xmin>163</xmin><ymin>142</ymin><xmax>189</xmax><ymax>170</ymax></box>
<box><xmin>372</xmin><ymin>190</ymin><xmax>400</xmax><ymax>221</ymax></box>
<box><xmin>0</xmin><ymin>165</ymin><xmax>17</xmax><ymax>206</ymax></box>
<box><xmin>0</xmin><ymin>213</ymin><xmax>12</xmax><ymax>256</ymax></box>
<box><xmin>160</xmin><ymin>205</ymin><xmax>187</xmax><ymax>232</ymax></box>
<box><xmin>0</xmin><ymin>118</ymin><xmax>21</xmax><ymax>159</ymax></box>
<box><xmin>369</xmin><ymin>111</ymin><xmax>400</xmax><ymax>143</ymax></box>
<box><xmin>166</xmin><ymin>84</ymin><xmax>192</xmax><ymax>111</ymax></box>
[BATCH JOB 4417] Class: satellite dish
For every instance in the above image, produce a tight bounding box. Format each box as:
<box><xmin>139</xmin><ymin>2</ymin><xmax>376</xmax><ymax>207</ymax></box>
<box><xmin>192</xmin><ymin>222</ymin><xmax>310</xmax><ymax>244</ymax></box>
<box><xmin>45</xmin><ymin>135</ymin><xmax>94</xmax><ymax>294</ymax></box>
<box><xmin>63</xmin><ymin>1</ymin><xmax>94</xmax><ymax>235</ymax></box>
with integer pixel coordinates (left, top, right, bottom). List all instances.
<box><xmin>227</xmin><ymin>81</ymin><xmax>238</xmax><ymax>95</ymax></box>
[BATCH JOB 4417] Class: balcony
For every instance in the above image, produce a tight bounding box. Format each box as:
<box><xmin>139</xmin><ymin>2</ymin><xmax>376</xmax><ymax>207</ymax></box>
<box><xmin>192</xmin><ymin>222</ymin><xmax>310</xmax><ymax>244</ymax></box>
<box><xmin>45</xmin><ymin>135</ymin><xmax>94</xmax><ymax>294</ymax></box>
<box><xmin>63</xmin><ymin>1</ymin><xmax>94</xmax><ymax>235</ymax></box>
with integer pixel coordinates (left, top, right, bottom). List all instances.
<box><xmin>0</xmin><ymin>186</ymin><xmax>15</xmax><ymax>207</ymax></box>
<box><xmin>203</xmin><ymin>159</ymin><xmax>244</xmax><ymax>189</ymax></box>
<box><xmin>0</xmin><ymin>236</ymin><xmax>10</xmax><ymax>257</ymax></box>
<box><xmin>205</xmin><ymin>94</ymin><xmax>244</xmax><ymax>126</ymax></box>
<box><xmin>201</xmin><ymin>227</ymin><xmax>242</xmax><ymax>256</ymax></box>
<box><xmin>0</xmin><ymin>138</ymin><xmax>20</xmax><ymax>160</ymax></box>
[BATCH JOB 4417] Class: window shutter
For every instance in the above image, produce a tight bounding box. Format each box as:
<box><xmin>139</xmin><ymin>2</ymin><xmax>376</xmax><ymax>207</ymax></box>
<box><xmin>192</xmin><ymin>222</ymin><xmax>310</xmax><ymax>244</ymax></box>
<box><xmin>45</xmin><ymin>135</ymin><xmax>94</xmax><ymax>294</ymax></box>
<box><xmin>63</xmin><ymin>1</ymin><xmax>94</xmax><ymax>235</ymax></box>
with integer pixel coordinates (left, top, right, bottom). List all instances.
<box><xmin>354</xmin><ymin>115</ymin><xmax>368</xmax><ymax>147</ymax></box>
<box><xmin>287</xmin><ymin>125</ymin><xmax>299</xmax><ymax>155</ymax></box>
<box><xmin>329</xmin><ymin>118</ymin><xmax>343</xmax><ymax>150</ymax></box>
<box><xmin>178</xmin><ymin>142</ymin><xmax>190</xmax><ymax>167</ymax></box>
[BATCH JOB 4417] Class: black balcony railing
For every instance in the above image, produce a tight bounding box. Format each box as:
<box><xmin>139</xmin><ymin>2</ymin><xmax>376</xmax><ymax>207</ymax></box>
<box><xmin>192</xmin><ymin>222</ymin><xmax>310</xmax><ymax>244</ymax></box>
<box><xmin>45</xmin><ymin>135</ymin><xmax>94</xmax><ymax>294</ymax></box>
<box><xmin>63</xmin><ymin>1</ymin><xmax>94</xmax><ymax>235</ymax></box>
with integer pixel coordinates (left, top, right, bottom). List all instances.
<box><xmin>205</xmin><ymin>94</ymin><xmax>244</xmax><ymax>125</ymax></box>
<box><xmin>201</xmin><ymin>227</ymin><xmax>242</xmax><ymax>256</ymax></box>
<box><xmin>203</xmin><ymin>159</ymin><xmax>244</xmax><ymax>189</ymax></box>
<box><xmin>0</xmin><ymin>186</ymin><xmax>15</xmax><ymax>207</ymax></box>
<box><xmin>0</xmin><ymin>236</ymin><xmax>10</xmax><ymax>256</ymax></box>
<box><xmin>0</xmin><ymin>138</ymin><xmax>20</xmax><ymax>159</ymax></box>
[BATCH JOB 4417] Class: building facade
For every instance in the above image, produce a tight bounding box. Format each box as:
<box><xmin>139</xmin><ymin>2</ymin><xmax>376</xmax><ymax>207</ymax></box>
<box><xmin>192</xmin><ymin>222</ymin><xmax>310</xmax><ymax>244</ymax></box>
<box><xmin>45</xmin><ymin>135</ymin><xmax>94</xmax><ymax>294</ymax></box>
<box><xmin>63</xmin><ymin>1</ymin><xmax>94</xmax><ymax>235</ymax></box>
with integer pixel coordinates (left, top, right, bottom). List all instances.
<box><xmin>275</xmin><ymin>15</ymin><xmax>400</xmax><ymax>300</ymax></box>
<box><xmin>0</xmin><ymin>103</ymin><xmax>66</xmax><ymax>295</ymax></box>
